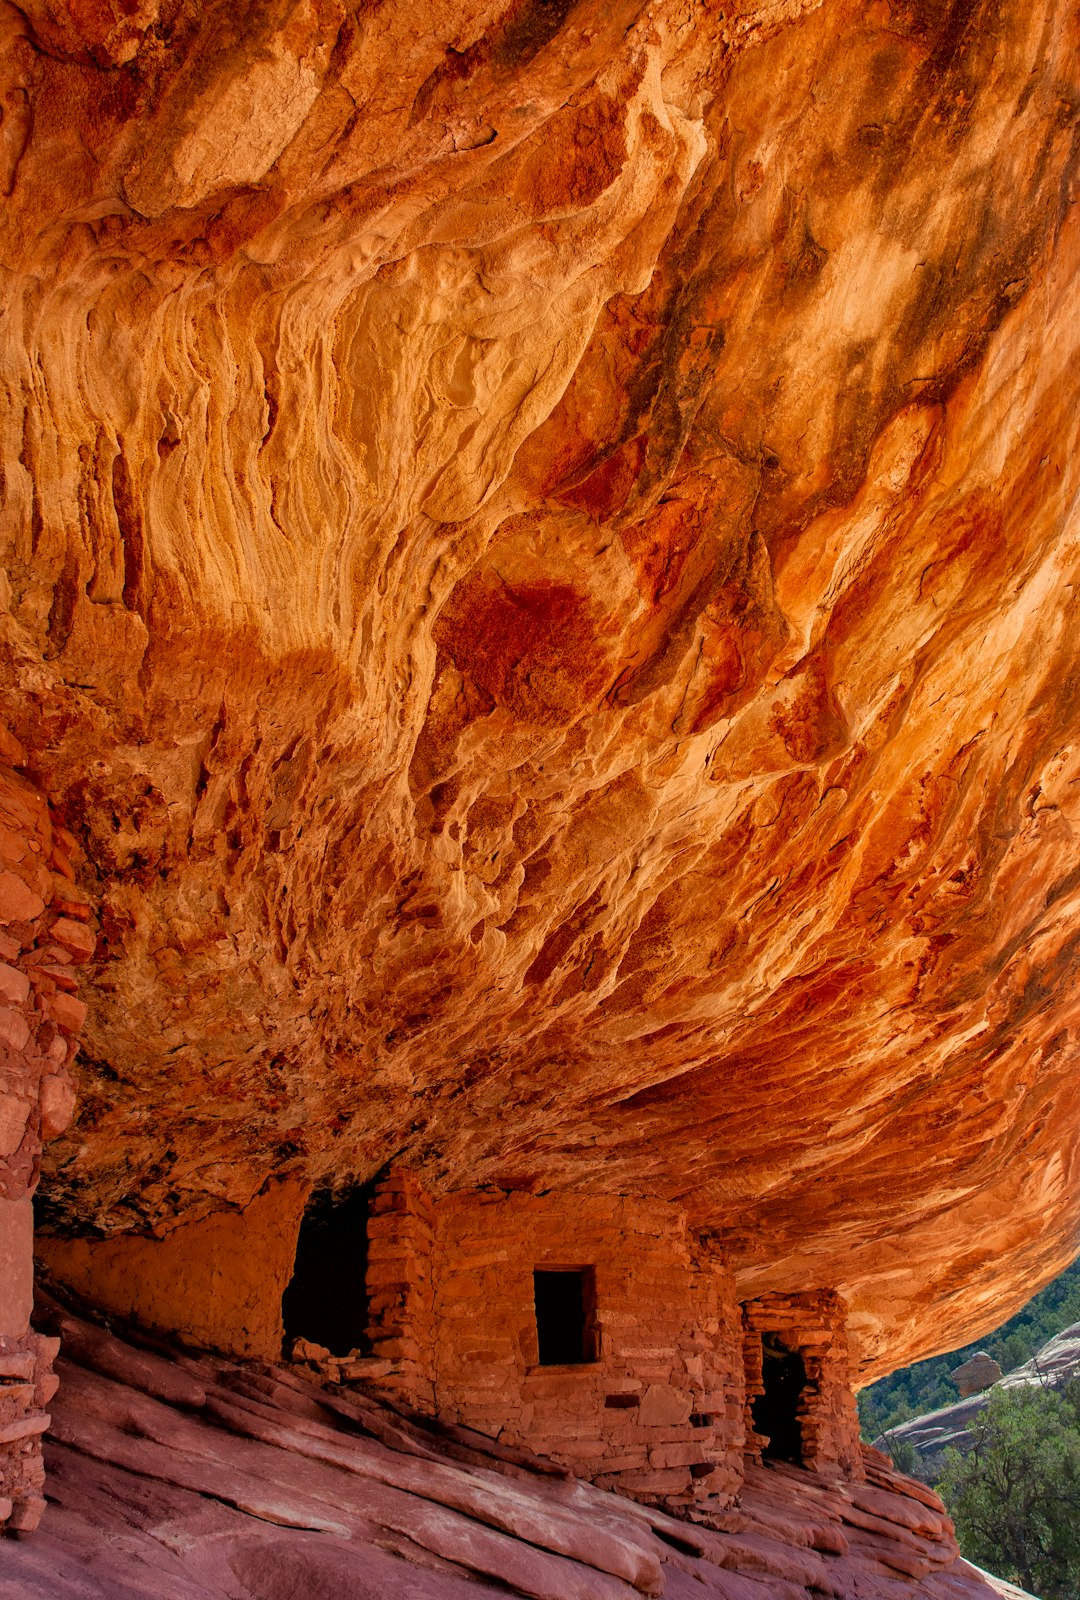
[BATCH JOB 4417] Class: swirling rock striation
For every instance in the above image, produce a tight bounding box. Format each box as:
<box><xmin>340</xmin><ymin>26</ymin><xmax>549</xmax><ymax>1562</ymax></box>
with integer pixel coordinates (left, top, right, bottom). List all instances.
<box><xmin>0</xmin><ymin>0</ymin><xmax>1077</xmax><ymax>1378</ymax></box>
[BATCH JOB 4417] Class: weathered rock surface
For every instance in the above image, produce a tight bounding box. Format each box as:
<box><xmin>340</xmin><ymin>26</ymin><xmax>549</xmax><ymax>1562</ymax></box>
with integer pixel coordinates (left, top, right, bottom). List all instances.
<box><xmin>0</xmin><ymin>1287</ymin><xmax>1031</xmax><ymax>1600</ymax></box>
<box><xmin>0</xmin><ymin>0</ymin><xmax>1079</xmax><ymax>1377</ymax></box>
<box><xmin>949</xmin><ymin>1354</ymin><xmax>1002</xmax><ymax>1400</ymax></box>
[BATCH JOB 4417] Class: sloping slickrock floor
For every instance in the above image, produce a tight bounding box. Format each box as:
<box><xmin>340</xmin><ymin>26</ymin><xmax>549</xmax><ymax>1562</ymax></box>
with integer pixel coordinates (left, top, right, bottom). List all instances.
<box><xmin>0</xmin><ymin>1292</ymin><xmax>1028</xmax><ymax>1600</ymax></box>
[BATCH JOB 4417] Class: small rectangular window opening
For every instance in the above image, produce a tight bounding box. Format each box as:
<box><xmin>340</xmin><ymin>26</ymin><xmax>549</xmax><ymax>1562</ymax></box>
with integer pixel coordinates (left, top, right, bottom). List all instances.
<box><xmin>533</xmin><ymin>1267</ymin><xmax>597</xmax><ymax>1365</ymax></box>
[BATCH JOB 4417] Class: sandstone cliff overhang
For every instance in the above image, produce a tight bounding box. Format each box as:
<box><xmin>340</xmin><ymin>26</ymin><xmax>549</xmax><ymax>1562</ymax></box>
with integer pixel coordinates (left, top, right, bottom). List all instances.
<box><xmin>0</xmin><ymin>0</ymin><xmax>1078</xmax><ymax>1382</ymax></box>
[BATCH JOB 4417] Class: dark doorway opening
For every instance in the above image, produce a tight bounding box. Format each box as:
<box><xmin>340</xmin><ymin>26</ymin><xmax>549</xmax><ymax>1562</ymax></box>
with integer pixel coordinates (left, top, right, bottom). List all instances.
<box><xmin>751</xmin><ymin>1333</ymin><xmax>807</xmax><ymax>1464</ymax></box>
<box><xmin>281</xmin><ymin>1185</ymin><xmax>374</xmax><ymax>1356</ymax></box>
<box><xmin>533</xmin><ymin>1267</ymin><xmax>597</xmax><ymax>1365</ymax></box>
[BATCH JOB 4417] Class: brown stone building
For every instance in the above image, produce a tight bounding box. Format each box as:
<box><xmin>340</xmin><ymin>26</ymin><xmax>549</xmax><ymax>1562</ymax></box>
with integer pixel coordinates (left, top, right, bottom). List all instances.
<box><xmin>42</xmin><ymin>1163</ymin><xmax>865</xmax><ymax>1512</ymax></box>
<box><xmin>359</xmin><ymin>1173</ymin><xmax>744</xmax><ymax>1507</ymax></box>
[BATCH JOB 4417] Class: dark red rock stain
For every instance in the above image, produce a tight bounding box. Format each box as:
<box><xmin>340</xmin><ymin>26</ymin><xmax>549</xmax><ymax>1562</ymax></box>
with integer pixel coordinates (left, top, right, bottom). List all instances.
<box><xmin>556</xmin><ymin>433</ymin><xmax>648</xmax><ymax>522</ymax></box>
<box><xmin>434</xmin><ymin>574</ymin><xmax>610</xmax><ymax>727</ymax></box>
<box><xmin>769</xmin><ymin>652</ymin><xmax>849</xmax><ymax>767</ymax></box>
<box><xmin>514</xmin><ymin>91</ymin><xmax>631</xmax><ymax>216</ymax></box>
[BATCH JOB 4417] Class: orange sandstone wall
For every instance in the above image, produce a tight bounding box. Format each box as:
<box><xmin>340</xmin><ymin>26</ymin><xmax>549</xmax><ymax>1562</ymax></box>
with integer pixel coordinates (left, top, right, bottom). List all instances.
<box><xmin>0</xmin><ymin>739</ymin><xmax>86</xmax><ymax>1204</ymax></box>
<box><xmin>0</xmin><ymin>730</ymin><xmax>88</xmax><ymax>1533</ymax></box>
<box><xmin>38</xmin><ymin>1176</ymin><xmax>306</xmax><ymax>1362</ymax></box>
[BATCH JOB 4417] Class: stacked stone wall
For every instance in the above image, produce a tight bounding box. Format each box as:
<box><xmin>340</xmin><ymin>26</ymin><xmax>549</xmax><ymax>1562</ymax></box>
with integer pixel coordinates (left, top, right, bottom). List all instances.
<box><xmin>366</xmin><ymin>1170</ymin><xmax>437</xmax><ymax>1412</ymax></box>
<box><xmin>0</xmin><ymin>729</ymin><xmax>90</xmax><ymax>1534</ymax></box>
<box><xmin>414</xmin><ymin>1188</ymin><xmax>744</xmax><ymax>1508</ymax></box>
<box><xmin>741</xmin><ymin>1289</ymin><xmax>864</xmax><ymax>1481</ymax></box>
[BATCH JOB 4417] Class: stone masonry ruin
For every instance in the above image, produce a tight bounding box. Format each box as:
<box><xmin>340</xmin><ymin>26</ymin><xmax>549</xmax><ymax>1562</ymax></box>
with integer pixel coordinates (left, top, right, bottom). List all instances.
<box><xmin>355</xmin><ymin>1173</ymin><xmax>865</xmax><ymax>1506</ymax></box>
<box><xmin>741</xmin><ymin>1292</ymin><xmax>864</xmax><ymax>1481</ymax></box>
<box><xmin>0</xmin><ymin>732</ymin><xmax>89</xmax><ymax>1536</ymax></box>
<box><xmin>39</xmin><ymin>1162</ymin><xmax>865</xmax><ymax>1513</ymax></box>
<box><xmin>362</xmin><ymin>1174</ymin><xmax>748</xmax><ymax>1508</ymax></box>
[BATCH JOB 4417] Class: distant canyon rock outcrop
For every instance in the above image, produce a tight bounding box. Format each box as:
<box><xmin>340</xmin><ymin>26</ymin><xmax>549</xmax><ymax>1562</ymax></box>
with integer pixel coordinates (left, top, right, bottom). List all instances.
<box><xmin>0</xmin><ymin>0</ymin><xmax>1078</xmax><ymax>1384</ymax></box>
<box><xmin>882</xmin><ymin>1323</ymin><xmax>1080</xmax><ymax>1465</ymax></box>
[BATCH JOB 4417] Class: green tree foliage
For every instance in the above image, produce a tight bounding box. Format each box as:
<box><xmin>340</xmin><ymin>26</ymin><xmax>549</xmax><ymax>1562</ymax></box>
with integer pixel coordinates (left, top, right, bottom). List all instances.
<box><xmin>938</xmin><ymin>1381</ymin><xmax>1080</xmax><ymax>1599</ymax></box>
<box><xmin>878</xmin><ymin>1431</ymin><xmax>920</xmax><ymax>1477</ymax></box>
<box><xmin>859</xmin><ymin>1259</ymin><xmax>1080</xmax><ymax>1439</ymax></box>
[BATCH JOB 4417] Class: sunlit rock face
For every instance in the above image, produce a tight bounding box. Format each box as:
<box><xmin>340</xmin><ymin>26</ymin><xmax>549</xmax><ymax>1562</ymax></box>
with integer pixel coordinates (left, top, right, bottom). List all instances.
<box><xmin>3</xmin><ymin>0</ymin><xmax>1080</xmax><ymax>1377</ymax></box>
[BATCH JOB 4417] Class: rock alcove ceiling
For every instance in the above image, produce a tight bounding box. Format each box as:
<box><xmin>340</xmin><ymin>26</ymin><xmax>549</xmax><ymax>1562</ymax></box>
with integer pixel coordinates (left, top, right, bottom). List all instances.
<box><xmin>2</xmin><ymin>0</ymin><xmax>1080</xmax><ymax>1379</ymax></box>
